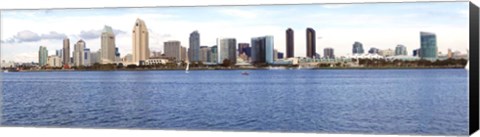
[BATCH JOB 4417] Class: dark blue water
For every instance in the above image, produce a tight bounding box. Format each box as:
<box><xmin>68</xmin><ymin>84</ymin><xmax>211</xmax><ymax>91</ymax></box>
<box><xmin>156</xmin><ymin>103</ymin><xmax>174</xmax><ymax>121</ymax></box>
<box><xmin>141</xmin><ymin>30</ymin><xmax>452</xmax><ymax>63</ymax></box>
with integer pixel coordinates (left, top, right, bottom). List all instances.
<box><xmin>1</xmin><ymin>69</ymin><xmax>469</xmax><ymax>135</ymax></box>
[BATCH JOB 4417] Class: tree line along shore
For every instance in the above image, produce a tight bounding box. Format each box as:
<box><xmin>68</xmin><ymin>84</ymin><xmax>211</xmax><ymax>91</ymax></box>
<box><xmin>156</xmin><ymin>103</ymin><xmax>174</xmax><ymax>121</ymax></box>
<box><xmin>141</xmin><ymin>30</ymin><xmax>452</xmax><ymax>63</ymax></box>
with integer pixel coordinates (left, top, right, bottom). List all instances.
<box><xmin>8</xmin><ymin>58</ymin><xmax>468</xmax><ymax>72</ymax></box>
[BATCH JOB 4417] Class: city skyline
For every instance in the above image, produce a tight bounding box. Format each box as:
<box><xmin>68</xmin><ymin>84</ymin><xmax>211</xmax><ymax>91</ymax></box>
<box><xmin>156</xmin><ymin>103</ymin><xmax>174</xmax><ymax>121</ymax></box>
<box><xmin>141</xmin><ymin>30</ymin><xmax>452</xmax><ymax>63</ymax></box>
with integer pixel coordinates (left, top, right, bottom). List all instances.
<box><xmin>0</xmin><ymin>2</ymin><xmax>469</xmax><ymax>63</ymax></box>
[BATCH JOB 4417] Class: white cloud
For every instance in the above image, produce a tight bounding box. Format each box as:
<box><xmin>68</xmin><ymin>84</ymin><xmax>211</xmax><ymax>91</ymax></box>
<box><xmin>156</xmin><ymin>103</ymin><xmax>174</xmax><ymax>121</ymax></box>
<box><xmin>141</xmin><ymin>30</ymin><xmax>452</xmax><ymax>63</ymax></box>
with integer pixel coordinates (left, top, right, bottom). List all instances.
<box><xmin>40</xmin><ymin>31</ymin><xmax>67</xmax><ymax>39</ymax></box>
<box><xmin>10</xmin><ymin>30</ymin><xmax>41</xmax><ymax>42</ymax></box>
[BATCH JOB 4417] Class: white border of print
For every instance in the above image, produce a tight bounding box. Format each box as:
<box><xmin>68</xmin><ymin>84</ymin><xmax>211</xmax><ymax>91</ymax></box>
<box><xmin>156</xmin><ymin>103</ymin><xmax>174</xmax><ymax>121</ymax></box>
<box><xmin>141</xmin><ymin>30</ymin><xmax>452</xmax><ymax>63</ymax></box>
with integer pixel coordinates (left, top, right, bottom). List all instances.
<box><xmin>0</xmin><ymin>0</ymin><xmax>478</xmax><ymax>137</ymax></box>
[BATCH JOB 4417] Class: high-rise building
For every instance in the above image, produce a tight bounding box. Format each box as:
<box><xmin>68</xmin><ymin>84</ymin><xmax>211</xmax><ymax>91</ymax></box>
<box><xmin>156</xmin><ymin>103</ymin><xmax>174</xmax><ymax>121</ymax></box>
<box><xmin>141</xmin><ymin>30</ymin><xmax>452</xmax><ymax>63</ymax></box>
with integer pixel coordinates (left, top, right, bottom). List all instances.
<box><xmin>73</xmin><ymin>40</ymin><xmax>86</xmax><ymax>67</ymax></box>
<box><xmin>189</xmin><ymin>31</ymin><xmax>200</xmax><ymax>62</ymax></box>
<box><xmin>164</xmin><ymin>41</ymin><xmax>184</xmax><ymax>62</ymax></box>
<box><xmin>90</xmin><ymin>50</ymin><xmax>101</xmax><ymax>64</ymax></box>
<box><xmin>84</xmin><ymin>48</ymin><xmax>91</xmax><ymax>66</ymax></box>
<box><xmin>413</xmin><ymin>48</ymin><xmax>421</xmax><ymax>57</ymax></box>
<box><xmin>132</xmin><ymin>18</ymin><xmax>150</xmax><ymax>65</ymax></box>
<box><xmin>379</xmin><ymin>49</ymin><xmax>394</xmax><ymax>57</ymax></box>
<box><xmin>352</xmin><ymin>41</ymin><xmax>364</xmax><ymax>54</ymax></box>
<box><xmin>277</xmin><ymin>52</ymin><xmax>284</xmax><ymax>59</ymax></box>
<box><xmin>181</xmin><ymin>46</ymin><xmax>187</xmax><ymax>62</ymax></box>
<box><xmin>238</xmin><ymin>43</ymin><xmax>250</xmax><ymax>55</ymax></box>
<box><xmin>251</xmin><ymin>36</ymin><xmax>274</xmax><ymax>64</ymax></box>
<box><xmin>324</xmin><ymin>48</ymin><xmax>335</xmax><ymax>59</ymax></box>
<box><xmin>420</xmin><ymin>32</ymin><xmax>437</xmax><ymax>60</ymax></box>
<box><xmin>368</xmin><ymin>47</ymin><xmax>379</xmax><ymax>54</ymax></box>
<box><xmin>306</xmin><ymin>28</ymin><xmax>316</xmax><ymax>58</ymax></box>
<box><xmin>56</xmin><ymin>49</ymin><xmax>63</xmax><ymax>57</ymax></box>
<box><xmin>115</xmin><ymin>47</ymin><xmax>121</xmax><ymax>62</ymax></box>
<box><xmin>63</xmin><ymin>38</ymin><xmax>70</xmax><ymax>66</ymax></box>
<box><xmin>210</xmin><ymin>45</ymin><xmax>218</xmax><ymax>63</ymax></box>
<box><xmin>101</xmin><ymin>25</ymin><xmax>116</xmax><ymax>64</ymax></box>
<box><xmin>286</xmin><ymin>28</ymin><xmax>294</xmax><ymax>58</ymax></box>
<box><xmin>39</xmin><ymin>46</ymin><xmax>48</xmax><ymax>66</ymax></box>
<box><xmin>273</xmin><ymin>49</ymin><xmax>278</xmax><ymax>61</ymax></box>
<box><xmin>395</xmin><ymin>44</ymin><xmax>407</xmax><ymax>56</ymax></box>
<box><xmin>47</xmin><ymin>55</ymin><xmax>62</xmax><ymax>67</ymax></box>
<box><xmin>90</xmin><ymin>52</ymin><xmax>97</xmax><ymax>65</ymax></box>
<box><xmin>199</xmin><ymin>46</ymin><xmax>211</xmax><ymax>63</ymax></box>
<box><xmin>217</xmin><ymin>38</ymin><xmax>237</xmax><ymax>65</ymax></box>
<box><xmin>56</xmin><ymin>49</ymin><xmax>63</xmax><ymax>63</ymax></box>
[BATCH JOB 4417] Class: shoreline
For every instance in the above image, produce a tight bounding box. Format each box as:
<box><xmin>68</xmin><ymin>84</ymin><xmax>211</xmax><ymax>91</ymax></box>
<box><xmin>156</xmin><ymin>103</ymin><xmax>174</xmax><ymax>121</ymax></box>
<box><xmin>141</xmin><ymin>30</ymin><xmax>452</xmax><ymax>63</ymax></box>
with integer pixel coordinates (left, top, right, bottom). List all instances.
<box><xmin>10</xmin><ymin>66</ymin><xmax>466</xmax><ymax>72</ymax></box>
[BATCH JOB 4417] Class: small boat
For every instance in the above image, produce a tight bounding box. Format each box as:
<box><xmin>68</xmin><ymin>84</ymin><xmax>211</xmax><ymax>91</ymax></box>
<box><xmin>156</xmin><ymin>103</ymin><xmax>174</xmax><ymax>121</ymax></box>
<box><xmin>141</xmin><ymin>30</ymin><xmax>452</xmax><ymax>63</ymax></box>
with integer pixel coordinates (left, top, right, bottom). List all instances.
<box><xmin>241</xmin><ymin>71</ymin><xmax>249</xmax><ymax>75</ymax></box>
<box><xmin>3</xmin><ymin>69</ymin><xmax>8</xmax><ymax>73</ymax></box>
<box><xmin>465</xmin><ymin>61</ymin><xmax>469</xmax><ymax>70</ymax></box>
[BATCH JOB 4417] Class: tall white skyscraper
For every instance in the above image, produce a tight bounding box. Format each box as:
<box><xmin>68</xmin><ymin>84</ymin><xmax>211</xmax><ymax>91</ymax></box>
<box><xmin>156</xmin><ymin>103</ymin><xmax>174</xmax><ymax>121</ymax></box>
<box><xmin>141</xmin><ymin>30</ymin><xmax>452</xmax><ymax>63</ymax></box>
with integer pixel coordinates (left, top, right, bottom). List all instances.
<box><xmin>73</xmin><ymin>40</ymin><xmax>86</xmax><ymax>67</ymax></box>
<box><xmin>132</xmin><ymin>18</ymin><xmax>149</xmax><ymax>65</ymax></box>
<box><xmin>101</xmin><ymin>25</ymin><xmax>116</xmax><ymax>64</ymax></box>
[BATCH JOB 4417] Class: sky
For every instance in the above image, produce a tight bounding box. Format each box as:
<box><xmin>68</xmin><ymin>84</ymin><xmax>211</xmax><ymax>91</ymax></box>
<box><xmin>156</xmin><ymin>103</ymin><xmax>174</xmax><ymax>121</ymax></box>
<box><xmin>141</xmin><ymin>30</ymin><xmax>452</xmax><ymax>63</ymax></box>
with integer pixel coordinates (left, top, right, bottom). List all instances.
<box><xmin>0</xmin><ymin>1</ymin><xmax>470</xmax><ymax>63</ymax></box>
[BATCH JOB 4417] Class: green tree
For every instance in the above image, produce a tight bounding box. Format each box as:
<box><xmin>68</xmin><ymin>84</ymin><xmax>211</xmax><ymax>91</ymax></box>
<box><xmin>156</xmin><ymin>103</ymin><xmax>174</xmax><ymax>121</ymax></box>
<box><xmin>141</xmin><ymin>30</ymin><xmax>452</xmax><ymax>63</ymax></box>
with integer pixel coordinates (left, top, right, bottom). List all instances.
<box><xmin>222</xmin><ymin>59</ymin><xmax>231</xmax><ymax>67</ymax></box>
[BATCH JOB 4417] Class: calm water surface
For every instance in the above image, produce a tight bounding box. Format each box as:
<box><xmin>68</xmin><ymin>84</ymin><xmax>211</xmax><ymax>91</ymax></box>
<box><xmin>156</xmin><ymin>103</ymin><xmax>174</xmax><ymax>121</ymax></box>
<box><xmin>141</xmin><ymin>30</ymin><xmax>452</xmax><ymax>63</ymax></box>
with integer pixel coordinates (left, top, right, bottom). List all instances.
<box><xmin>1</xmin><ymin>69</ymin><xmax>469</xmax><ymax>135</ymax></box>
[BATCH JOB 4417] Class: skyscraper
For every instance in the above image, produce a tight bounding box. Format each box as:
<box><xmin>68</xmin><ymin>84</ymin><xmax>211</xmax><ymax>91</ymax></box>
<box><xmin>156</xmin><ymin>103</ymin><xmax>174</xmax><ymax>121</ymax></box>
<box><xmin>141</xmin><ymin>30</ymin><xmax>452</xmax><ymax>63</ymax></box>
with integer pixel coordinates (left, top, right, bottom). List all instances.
<box><xmin>101</xmin><ymin>25</ymin><xmax>116</xmax><ymax>64</ymax></box>
<box><xmin>73</xmin><ymin>40</ymin><xmax>86</xmax><ymax>67</ymax></box>
<box><xmin>164</xmin><ymin>41</ymin><xmax>183</xmax><ymax>62</ymax></box>
<box><xmin>368</xmin><ymin>47</ymin><xmax>379</xmax><ymax>54</ymax></box>
<box><xmin>217</xmin><ymin>38</ymin><xmax>237</xmax><ymax>65</ymax></box>
<box><xmin>56</xmin><ymin>49</ymin><xmax>63</xmax><ymax>57</ymax></box>
<box><xmin>56</xmin><ymin>49</ymin><xmax>63</xmax><ymax>63</ymax></box>
<box><xmin>324</xmin><ymin>48</ymin><xmax>335</xmax><ymax>59</ymax></box>
<box><xmin>115</xmin><ymin>47</ymin><xmax>121</xmax><ymax>62</ymax></box>
<box><xmin>63</xmin><ymin>38</ymin><xmax>70</xmax><ymax>66</ymax></box>
<box><xmin>286</xmin><ymin>28</ymin><xmax>294</xmax><ymax>58</ymax></box>
<box><xmin>238</xmin><ymin>43</ymin><xmax>250</xmax><ymax>55</ymax></box>
<box><xmin>420</xmin><ymin>32</ymin><xmax>437</xmax><ymax>60</ymax></box>
<box><xmin>90</xmin><ymin>50</ymin><xmax>101</xmax><ymax>64</ymax></box>
<box><xmin>181</xmin><ymin>47</ymin><xmax>187</xmax><ymax>62</ymax></box>
<box><xmin>199</xmin><ymin>46</ymin><xmax>211</xmax><ymax>63</ymax></box>
<box><xmin>251</xmin><ymin>36</ymin><xmax>274</xmax><ymax>64</ymax></box>
<box><xmin>306</xmin><ymin>28</ymin><xmax>316</xmax><ymax>58</ymax></box>
<box><xmin>84</xmin><ymin>48</ymin><xmax>91</xmax><ymax>66</ymax></box>
<box><xmin>395</xmin><ymin>44</ymin><xmax>407</xmax><ymax>56</ymax></box>
<box><xmin>413</xmin><ymin>48</ymin><xmax>421</xmax><ymax>57</ymax></box>
<box><xmin>352</xmin><ymin>41</ymin><xmax>364</xmax><ymax>54</ymax></box>
<box><xmin>273</xmin><ymin>49</ymin><xmax>278</xmax><ymax>61</ymax></box>
<box><xmin>38</xmin><ymin>46</ymin><xmax>48</xmax><ymax>66</ymax></box>
<box><xmin>189</xmin><ymin>31</ymin><xmax>200</xmax><ymax>62</ymax></box>
<box><xmin>210</xmin><ymin>45</ymin><xmax>218</xmax><ymax>63</ymax></box>
<box><xmin>277</xmin><ymin>52</ymin><xmax>284</xmax><ymax>59</ymax></box>
<box><xmin>132</xmin><ymin>18</ymin><xmax>149</xmax><ymax>65</ymax></box>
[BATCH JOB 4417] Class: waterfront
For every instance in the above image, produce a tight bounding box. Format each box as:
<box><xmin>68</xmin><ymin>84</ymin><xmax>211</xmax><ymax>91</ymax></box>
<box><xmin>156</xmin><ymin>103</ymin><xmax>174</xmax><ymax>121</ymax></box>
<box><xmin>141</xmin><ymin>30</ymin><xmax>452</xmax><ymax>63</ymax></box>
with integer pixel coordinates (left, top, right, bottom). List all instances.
<box><xmin>1</xmin><ymin>69</ymin><xmax>469</xmax><ymax>135</ymax></box>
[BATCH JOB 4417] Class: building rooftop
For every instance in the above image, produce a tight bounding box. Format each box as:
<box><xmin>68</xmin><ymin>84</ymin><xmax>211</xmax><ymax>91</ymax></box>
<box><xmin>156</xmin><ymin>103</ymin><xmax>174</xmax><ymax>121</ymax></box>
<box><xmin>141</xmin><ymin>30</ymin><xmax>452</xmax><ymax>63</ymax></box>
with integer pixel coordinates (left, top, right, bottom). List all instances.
<box><xmin>102</xmin><ymin>25</ymin><xmax>114</xmax><ymax>34</ymax></box>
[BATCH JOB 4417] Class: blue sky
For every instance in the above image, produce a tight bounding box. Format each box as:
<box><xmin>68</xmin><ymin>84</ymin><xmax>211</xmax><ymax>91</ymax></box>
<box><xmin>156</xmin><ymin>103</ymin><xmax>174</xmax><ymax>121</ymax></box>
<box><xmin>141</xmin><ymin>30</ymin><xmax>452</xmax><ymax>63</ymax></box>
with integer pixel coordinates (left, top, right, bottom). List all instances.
<box><xmin>0</xmin><ymin>1</ymin><xmax>469</xmax><ymax>62</ymax></box>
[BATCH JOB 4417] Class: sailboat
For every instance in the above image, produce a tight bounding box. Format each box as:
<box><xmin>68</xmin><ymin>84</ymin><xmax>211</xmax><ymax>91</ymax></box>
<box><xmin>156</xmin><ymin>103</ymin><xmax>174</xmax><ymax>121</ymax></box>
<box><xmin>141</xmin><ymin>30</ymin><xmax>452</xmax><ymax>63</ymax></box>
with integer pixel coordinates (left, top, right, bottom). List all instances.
<box><xmin>186</xmin><ymin>62</ymin><xmax>190</xmax><ymax>73</ymax></box>
<box><xmin>465</xmin><ymin>61</ymin><xmax>469</xmax><ymax>70</ymax></box>
<box><xmin>465</xmin><ymin>49</ymin><xmax>469</xmax><ymax>71</ymax></box>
